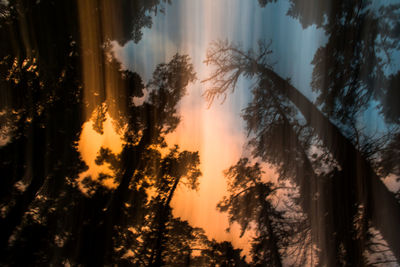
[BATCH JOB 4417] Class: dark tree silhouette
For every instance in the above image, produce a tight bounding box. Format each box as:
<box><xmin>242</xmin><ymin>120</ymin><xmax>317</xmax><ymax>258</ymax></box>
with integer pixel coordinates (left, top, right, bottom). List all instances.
<box><xmin>204</xmin><ymin>40</ymin><xmax>400</xmax><ymax>266</ymax></box>
<box><xmin>49</xmin><ymin>54</ymin><xmax>198</xmax><ymax>266</ymax></box>
<box><xmin>217</xmin><ymin>158</ymin><xmax>312</xmax><ymax>266</ymax></box>
<box><xmin>193</xmin><ymin>240</ymin><xmax>249</xmax><ymax>267</ymax></box>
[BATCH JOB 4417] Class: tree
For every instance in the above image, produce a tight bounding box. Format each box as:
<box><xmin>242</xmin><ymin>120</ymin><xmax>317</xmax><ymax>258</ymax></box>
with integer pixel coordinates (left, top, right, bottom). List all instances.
<box><xmin>193</xmin><ymin>240</ymin><xmax>249</xmax><ymax>267</ymax></box>
<box><xmin>0</xmin><ymin>51</ymin><xmax>201</xmax><ymax>266</ymax></box>
<box><xmin>217</xmin><ymin>158</ymin><xmax>313</xmax><ymax>266</ymax></box>
<box><xmin>203</xmin><ymin>40</ymin><xmax>400</xmax><ymax>265</ymax></box>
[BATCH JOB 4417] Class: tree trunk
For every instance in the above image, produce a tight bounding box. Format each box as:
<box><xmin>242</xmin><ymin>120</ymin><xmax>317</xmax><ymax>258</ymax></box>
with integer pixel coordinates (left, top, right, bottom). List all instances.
<box><xmin>95</xmin><ymin>120</ymin><xmax>156</xmax><ymax>264</ymax></box>
<box><xmin>262</xmin><ymin>66</ymin><xmax>400</xmax><ymax>263</ymax></box>
<box><xmin>150</xmin><ymin>176</ymin><xmax>181</xmax><ymax>267</ymax></box>
<box><xmin>268</xmin><ymin>90</ymin><xmax>337</xmax><ymax>266</ymax></box>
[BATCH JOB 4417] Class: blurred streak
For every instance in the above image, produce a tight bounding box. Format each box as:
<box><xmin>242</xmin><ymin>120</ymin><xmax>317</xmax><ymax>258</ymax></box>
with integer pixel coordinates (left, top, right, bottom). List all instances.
<box><xmin>77</xmin><ymin>0</ymin><xmax>128</xmax><ymax>120</ymax></box>
<box><xmin>76</xmin><ymin>0</ymin><xmax>127</xmax><ymax>189</ymax></box>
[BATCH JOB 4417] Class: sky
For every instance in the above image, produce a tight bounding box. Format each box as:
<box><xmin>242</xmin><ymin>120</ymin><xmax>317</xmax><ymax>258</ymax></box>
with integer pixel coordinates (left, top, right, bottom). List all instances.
<box><xmin>109</xmin><ymin>0</ymin><xmax>328</xmax><ymax>253</ymax></box>
<box><xmin>76</xmin><ymin>0</ymin><xmax>399</xmax><ymax>256</ymax></box>
<box><xmin>0</xmin><ymin>0</ymin><xmax>399</xmax><ymax>265</ymax></box>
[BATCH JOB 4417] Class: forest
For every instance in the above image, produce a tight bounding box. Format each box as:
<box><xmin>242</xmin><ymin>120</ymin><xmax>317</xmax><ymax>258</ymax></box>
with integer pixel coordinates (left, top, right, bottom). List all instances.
<box><xmin>0</xmin><ymin>0</ymin><xmax>399</xmax><ymax>266</ymax></box>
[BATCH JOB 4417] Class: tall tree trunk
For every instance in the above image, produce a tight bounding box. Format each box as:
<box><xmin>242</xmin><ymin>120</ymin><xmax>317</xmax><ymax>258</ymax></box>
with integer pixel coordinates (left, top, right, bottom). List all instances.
<box><xmin>261</xmin><ymin>66</ymin><xmax>400</xmax><ymax>263</ymax></box>
<box><xmin>260</xmin><ymin>202</ymin><xmax>283</xmax><ymax>267</ymax></box>
<box><xmin>94</xmin><ymin>120</ymin><xmax>156</xmax><ymax>264</ymax></box>
<box><xmin>150</xmin><ymin>176</ymin><xmax>181</xmax><ymax>267</ymax></box>
<box><xmin>268</xmin><ymin>90</ymin><xmax>337</xmax><ymax>266</ymax></box>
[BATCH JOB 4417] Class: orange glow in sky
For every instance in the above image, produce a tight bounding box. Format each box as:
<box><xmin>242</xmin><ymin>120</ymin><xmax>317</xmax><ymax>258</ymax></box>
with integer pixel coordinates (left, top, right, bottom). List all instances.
<box><xmin>77</xmin><ymin>113</ymin><xmax>123</xmax><ymax>191</ymax></box>
<box><xmin>77</xmin><ymin>0</ymin><xmax>256</xmax><ymax>255</ymax></box>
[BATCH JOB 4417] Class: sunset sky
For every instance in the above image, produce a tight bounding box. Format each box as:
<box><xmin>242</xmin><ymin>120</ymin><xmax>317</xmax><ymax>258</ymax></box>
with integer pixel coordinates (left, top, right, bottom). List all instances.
<box><xmin>111</xmin><ymin>0</ymin><xmax>327</xmax><ymax>251</ymax></box>
<box><xmin>77</xmin><ymin>0</ymin><xmax>392</xmax><ymax>255</ymax></box>
<box><xmin>77</xmin><ymin>0</ymin><xmax>329</xmax><ymax>253</ymax></box>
